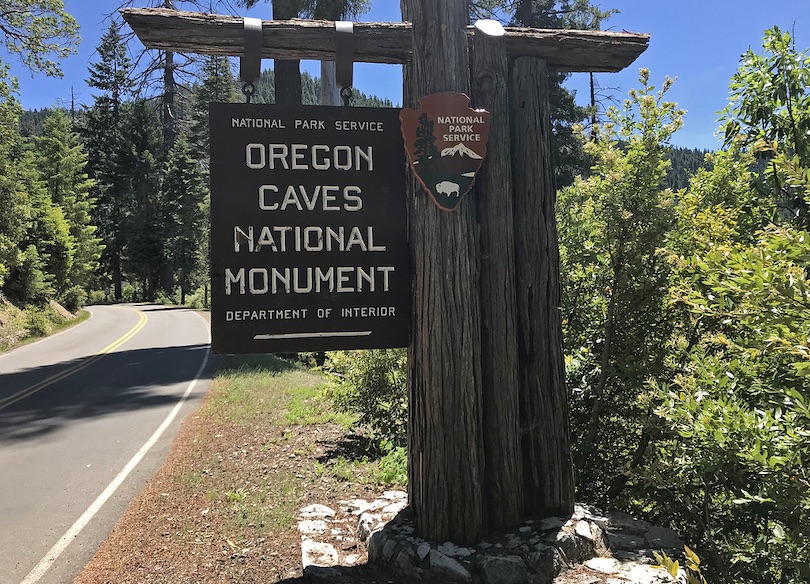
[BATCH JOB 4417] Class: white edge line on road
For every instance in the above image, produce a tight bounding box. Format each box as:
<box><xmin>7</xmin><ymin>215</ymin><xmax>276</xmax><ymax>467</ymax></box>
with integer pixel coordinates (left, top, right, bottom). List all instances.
<box><xmin>20</xmin><ymin>319</ymin><xmax>211</xmax><ymax>584</ymax></box>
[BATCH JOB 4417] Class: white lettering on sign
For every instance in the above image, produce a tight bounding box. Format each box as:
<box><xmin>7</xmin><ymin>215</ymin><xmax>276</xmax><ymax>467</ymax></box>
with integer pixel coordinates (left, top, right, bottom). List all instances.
<box><xmin>436</xmin><ymin>115</ymin><xmax>486</xmax><ymax>124</ymax></box>
<box><xmin>245</xmin><ymin>143</ymin><xmax>373</xmax><ymax>171</ymax></box>
<box><xmin>226</xmin><ymin>308</ymin><xmax>308</xmax><ymax>321</ymax></box>
<box><xmin>442</xmin><ymin>133</ymin><xmax>481</xmax><ymax>142</ymax></box>
<box><xmin>335</xmin><ymin>120</ymin><xmax>384</xmax><ymax>132</ymax></box>
<box><xmin>340</xmin><ymin>306</ymin><xmax>396</xmax><ymax>317</ymax></box>
<box><xmin>231</xmin><ymin>117</ymin><xmax>286</xmax><ymax>129</ymax></box>
<box><xmin>224</xmin><ymin>266</ymin><xmax>395</xmax><ymax>295</ymax></box>
<box><xmin>295</xmin><ymin>119</ymin><xmax>325</xmax><ymax>130</ymax></box>
<box><xmin>257</xmin><ymin>184</ymin><xmax>363</xmax><ymax>212</ymax></box>
<box><xmin>233</xmin><ymin>225</ymin><xmax>386</xmax><ymax>253</ymax></box>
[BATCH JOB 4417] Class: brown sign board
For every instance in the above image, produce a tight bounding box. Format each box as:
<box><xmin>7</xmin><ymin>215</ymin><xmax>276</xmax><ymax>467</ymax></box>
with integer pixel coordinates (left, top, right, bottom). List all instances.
<box><xmin>400</xmin><ymin>92</ymin><xmax>490</xmax><ymax>211</ymax></box>
<box><xmin>209</xmin><ymin>102</ymin><xmax>410</xmax><ymax>354</ymax></box>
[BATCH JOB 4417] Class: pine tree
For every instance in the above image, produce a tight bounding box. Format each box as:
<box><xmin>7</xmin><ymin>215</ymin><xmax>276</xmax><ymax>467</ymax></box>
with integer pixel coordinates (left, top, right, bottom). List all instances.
<box><xmin>86</xmin><ymin>20</ymin><xmax>133</xmax><ymax>126</ymax></box>
<box><xmin>414</xmin><ymin>113</ymin><xmax>438</xmax><ymax>162</ymax></box>
<box><xmin>163</xmin><ymin>137</ymin><xmax>206</xmax><ymax>304</ymax></box>
<box><xmin>0</xmin><ymin>69</ymin><xmax>28</xmax><ymax>289</ymax></box>
<box><xmin>12</xmin><ymin>149</ymin><xmax>73</xmax><ymax>301</ymax></box>
<box><xmin>188</xmin><ymin>56</ymin><xmax>240</xmax><ymax>159</ymax></box>
<box><xmin>34</xmin><ymin>110</ymin><xmax>101</xmax><ymax>292</ymax></box>
<box><xmin>118</xmin><ymin>99</ymin><xmax>165</xmax><ymax>301</ymax></box>
<box><xmin>82</xmin><ymin>19</ymin><xmax>133</xmax><ymax>299</ymax></box>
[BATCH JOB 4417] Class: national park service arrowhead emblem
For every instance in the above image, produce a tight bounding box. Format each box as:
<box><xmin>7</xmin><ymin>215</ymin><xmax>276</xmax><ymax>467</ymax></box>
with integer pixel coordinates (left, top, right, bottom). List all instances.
<box><xmin>400</xmin><ymin>92</ymin><xmax>490</xmax><ymax>212</ymax></box>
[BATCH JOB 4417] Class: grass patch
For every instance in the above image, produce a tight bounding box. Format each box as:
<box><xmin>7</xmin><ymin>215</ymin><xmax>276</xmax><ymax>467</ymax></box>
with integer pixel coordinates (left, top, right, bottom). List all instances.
<box><xmin>206</xmin><ymin>356</ymin><xmax>323</xmax><ymax>425</ymax></box>
<box><xmin>314</xmin><ymin>441</ymin><xmax>408</xmax><ymax>487</ymax></box>
<box><xmin>285</xmin><ymin>383</ymin><xmax>356</xmax><ymax>427</ymax></box>
<box><xmin>0</xmin><ymin>299</ymin><xmax>89</xmax><ymax>352</ymax></box>
<box><xmin>220</xmin><ymin>471</ymin><xmax>304</xmax><ymax>534</ymax></box>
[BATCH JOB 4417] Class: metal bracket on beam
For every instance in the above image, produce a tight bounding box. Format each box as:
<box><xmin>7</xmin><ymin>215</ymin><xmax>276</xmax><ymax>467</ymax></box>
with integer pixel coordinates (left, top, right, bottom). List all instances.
<box><xmin>335</xmin><ymin>21</ymin><xmax>355</xmax><ymax>106</ymax></box>
<box><xmin>240</xmin><ymin>17</ymin><xmax>263</xmax><ymax>102</ymax></box>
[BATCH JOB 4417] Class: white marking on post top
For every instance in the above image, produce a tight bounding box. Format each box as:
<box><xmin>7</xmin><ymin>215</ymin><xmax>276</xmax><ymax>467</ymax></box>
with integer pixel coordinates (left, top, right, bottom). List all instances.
<box><xmin>474</xmin><ymin>19</ymin><xmax>506</xmax><ymax>37</ymax></box>
<box><xmin>254</xmin><ymin>331</ymin><xmax>373</xmax><ymax>340</ymax></box>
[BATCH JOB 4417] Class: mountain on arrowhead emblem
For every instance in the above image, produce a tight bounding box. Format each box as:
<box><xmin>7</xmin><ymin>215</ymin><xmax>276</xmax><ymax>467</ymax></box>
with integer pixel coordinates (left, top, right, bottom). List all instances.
<box><xmin>441</xmin><ymin>143</ymin><xmax>483</xmax><ymax>159</ymax></box>
<box><xmin>399</xmin><ymin>92</ymin><xmax>490</xmax><ymax>212</ymax></box>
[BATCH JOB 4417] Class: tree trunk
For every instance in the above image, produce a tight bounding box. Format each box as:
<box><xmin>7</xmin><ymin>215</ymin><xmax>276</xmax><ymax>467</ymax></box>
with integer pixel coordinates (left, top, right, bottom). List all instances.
<box><xmin>162</xmin><ymin>1</ymin><xmax>178</xmax><ymax>148</ymax></box>
<box><xmin>403</xmin><ymin>0</ymin><xmax>484</xmax><ymax>545</ymax></box>
<box><xmin>162</xmin><ymin>50</ymin><xmax>178</xmax><ymax>148</ymax></box>
<box><xmin>113</xmin><ymin>251</ymin><xmax>122</xmax><ymax>300</ymax></box>
<box><xmin>272</xmin><ymin>1</ymin><xmax>302</xmax><ymax>105</ymax></box>
<box><xmin>516</xmin><ymin>0</ymin><xmax>534</xmax><ymax>27</ymax></box>
<box><xmin>510</xmin><ymin>56</ymin><xmax>575</xmax><ymax>517</ymax></box>
<box><xmin>320</xmin><ymin>61</ymin><xmax>340</xmax><ymax>105</ymax></box>
<box><xmin>470</xmin><ymin>26</ymin><xmax>523</xmax><ymax>531</ymax></box>
<box><xmin>314</xmin><ymin>1</ymin><xmax>342</xmax><ymax>106</ymax></box>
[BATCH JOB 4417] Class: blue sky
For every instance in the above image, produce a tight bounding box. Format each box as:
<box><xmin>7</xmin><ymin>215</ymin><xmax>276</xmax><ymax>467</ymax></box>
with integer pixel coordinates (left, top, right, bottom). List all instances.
<box><xmin>3</xmin><ymin>0</ymin><xmax>809</xmax><ymax>150</ymax></box>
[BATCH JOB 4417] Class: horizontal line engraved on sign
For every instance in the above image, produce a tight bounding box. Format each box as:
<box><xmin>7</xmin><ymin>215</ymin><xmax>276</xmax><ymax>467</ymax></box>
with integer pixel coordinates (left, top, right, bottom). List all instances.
<box><xmin>253</xmin><ymin>331</ymin><xmax>373</xmax><ymax>340</ymax></box>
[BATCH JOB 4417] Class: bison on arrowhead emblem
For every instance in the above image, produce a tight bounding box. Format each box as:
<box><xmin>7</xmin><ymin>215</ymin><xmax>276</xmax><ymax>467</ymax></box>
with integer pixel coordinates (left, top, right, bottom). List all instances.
<box><xmin>400</xmin><ymin>92</ymin><xmax>490</xmax><ymax>212</ymax></box>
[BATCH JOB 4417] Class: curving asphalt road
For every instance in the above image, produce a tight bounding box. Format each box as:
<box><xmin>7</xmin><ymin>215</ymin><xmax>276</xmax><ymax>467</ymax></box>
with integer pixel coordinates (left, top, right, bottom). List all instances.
<box><xmin>0</xmin><ymin>304</ymin><xmax>214</xmax><ymax>584</ymax></box>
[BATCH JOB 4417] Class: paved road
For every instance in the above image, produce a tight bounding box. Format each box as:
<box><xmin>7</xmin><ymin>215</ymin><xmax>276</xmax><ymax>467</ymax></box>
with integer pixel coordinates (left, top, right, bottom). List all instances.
<box><xmin>0</xmin><ymin>304</ymin><xmax>213</xmax><ymax>584</ymax></box>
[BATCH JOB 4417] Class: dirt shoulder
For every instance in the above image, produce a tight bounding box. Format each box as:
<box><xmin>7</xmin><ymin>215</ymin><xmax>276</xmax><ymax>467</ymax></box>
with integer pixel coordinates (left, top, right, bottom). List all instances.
<box><xmin>75</xmin><ymin>354</ymin><xmax>404</xmax><ymax>584</ymax></box>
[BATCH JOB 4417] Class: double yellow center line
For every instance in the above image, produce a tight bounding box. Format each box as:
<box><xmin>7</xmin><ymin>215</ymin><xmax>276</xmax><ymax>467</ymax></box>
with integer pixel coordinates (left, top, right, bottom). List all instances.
<box><xmin>0</xmin><ymin>309</ymin><xmax>148</xmax><ymax>412</ymax></box>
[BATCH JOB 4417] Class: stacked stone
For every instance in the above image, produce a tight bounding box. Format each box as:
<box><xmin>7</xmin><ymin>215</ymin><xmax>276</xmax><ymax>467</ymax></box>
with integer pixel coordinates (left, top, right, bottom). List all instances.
<box><xmin>298</xmin><ymin>490</ymin><xmax>408</xmax><ymax>578</ymax></box>
<box><xmin>363</xmin><ymin>503</ymin><xmax>685</xmax><ymax>584</ymax></box>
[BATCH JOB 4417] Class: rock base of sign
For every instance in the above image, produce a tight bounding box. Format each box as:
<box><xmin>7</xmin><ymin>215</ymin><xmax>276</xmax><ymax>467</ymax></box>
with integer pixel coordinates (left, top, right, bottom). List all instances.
<box><xmin>299</xmin><ymin>491</ymin><xmax>686</xmax><ymax>583</ymax></box>
<box><xmin>297</xmin><ymin>491</ymin><xmax>409</xmax><ymax>578</ymax></box>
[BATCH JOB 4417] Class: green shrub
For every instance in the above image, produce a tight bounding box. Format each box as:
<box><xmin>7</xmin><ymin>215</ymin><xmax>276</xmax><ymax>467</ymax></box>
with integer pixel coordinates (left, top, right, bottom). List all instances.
<box><xmin>372</xmin><ymin>443</ymin><xmax>408</xmax><ymax>486</ymax></box>
<box><xmin>60</xmin><ymin>285</ymin><xmax>86</xmax><ymax>312</ymax></box>
<box><xmin>325</xmin><ymin>349</ymin><xmax>407</xmax><ymax>446</ymax></box>
<box><xmin>154</xmin><ymin>290</ymin><xmax>176</xmax><ymax>305</ymax></box>
<box><xmin>8</xmin><ymin>246</ymin><xmax>52</xmax><ymax>304</ymax></box>
<box><xmin>88</xmin><ymin>289</ymin><xmax>107</xmax><ymax>304</ymax></box>
<box><xmin>184</xmin><ymin>286</ymin><xmax>209</xmax><ymax>309</ymax></box>
<box><xmin>121</xmin><ymin>284</ymin><xmax>138</xmax><ymax>302</ymax></box>
<box><xmin>25</xmin><ymin>309</ymin><xmax>51</xmax><ymax>337</ymax></box>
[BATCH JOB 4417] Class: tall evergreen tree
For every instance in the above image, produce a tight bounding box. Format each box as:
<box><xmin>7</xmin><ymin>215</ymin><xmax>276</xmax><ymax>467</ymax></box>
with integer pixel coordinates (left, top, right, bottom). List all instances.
<box><xmin>11</xmin><ymin>149</ymin><xmax>73</xmax><ymax>301</ymax></box>
<box><xmin>82</xmin><ymin>19</ymin><xmax>134</xmax><ymax>299</ymax></box>
<box><xmin>163</xmin><ymin>137</ymin><xmax>206</xmax><ymax>303</ymax></box>
<box><xmin>0</xmin><ymin>69</ymin><xmax>28</xmax><ymax>289</ymax></box>
<box><xmin>118</xmin><ymin>99</ymin><xmax>165</xmax><ymax>301</ymax></box>
<box><xmin>34</xmin><ymin>110</ymin><xmax>101</xmax><ymax>291</ymax></box>
<box><xmin>188</xmin><ymin>56</ymin><xmax>240</xmax><ymax>158</ymax></box>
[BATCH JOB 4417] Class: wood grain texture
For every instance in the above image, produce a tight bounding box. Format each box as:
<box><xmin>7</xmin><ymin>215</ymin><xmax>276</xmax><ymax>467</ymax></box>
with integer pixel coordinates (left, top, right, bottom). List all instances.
<box><xmin>470</xmin><ymin>29</ymin><xmax>524</xmax><ymax>531</ymax></box>
<box><xmin>510</xmin><ymin>56</ymin><xmax>575</xmax><ymax>517</ymax></box>
<box><xmin>403</xmin><ymin>0</ymin><xmax>484</xmax><ymax>545</ymax></box>
<box><xmin>120</xmin><ymin>8</ymin><xmax>648</xmax><ymax>72</ymax></box>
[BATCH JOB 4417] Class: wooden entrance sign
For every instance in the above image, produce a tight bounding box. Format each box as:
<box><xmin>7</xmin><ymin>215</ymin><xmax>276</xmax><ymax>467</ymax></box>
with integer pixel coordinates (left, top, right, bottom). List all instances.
<box><xmin>209</xmin><ymin>103</ymin><xmax>409</xmax><ymax>354</ymax></box>
<box><xmin>121</xmin><ymin>4</ymin><xmax>648</xmax><ymax>546</ymax></box>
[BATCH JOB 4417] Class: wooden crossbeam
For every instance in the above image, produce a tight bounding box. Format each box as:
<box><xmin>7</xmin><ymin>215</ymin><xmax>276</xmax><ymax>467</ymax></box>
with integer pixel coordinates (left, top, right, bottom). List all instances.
<box><xmin>120</xmin><ymin>8</ymin><xmax>649</xmax><ymax>73</ymax></box>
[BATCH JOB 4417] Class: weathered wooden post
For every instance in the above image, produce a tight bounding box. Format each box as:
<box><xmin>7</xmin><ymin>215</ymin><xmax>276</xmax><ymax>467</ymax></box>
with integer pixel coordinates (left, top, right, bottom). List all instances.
<box><xmin>402</xmin><ymin>0</ymin><xmax>486</xmax><ymax>545</ymax></box>
<box><xmin>469</xmin><ymin>22</ymin><xmax>524</xmax><ymax>530</ymax></box>
<box><xmin>511</xmin><ymin>56</ymin><xmax>575</xmax><ymax>516</ymax></box>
